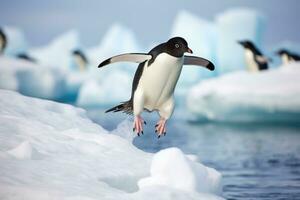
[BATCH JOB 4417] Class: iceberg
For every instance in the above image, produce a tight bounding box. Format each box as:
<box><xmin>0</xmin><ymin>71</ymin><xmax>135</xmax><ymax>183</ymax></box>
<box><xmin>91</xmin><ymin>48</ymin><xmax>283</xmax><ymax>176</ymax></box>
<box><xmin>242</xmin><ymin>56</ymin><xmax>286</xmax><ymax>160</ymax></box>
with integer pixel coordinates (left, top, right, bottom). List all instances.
<box><xmin>76</xmin><ymin>71</ymin><xmax>133</xmax><ymax>107</ymax></box>
<box><xmin>29</xmin><ymin>30</ymin><xmax>80</xmax><ymax>69</ymax></box>
<box><xmin>171</xmin><ymin>11</ymin><xmax>217</xmax><ymax>90</ymax></box>
<box><xmin>216</xmin><ymin>8</ymin><xmax>266</xmax><ymax>73</ymax></box>
<box><xmin>0</xmin><ymin>56</ymin><xmax>66</xmax><ymax>100</ymax></box>
<box><xmin>187</xmin><ymin>63</ymin><xmax>300</xmax><ymax>123</ymax></box>
<box><xmin>2</xmin><ymin>26</ymin><xmax>28</xmax><ymax>57</ymax></box>
<box><xmin>87</xmin><ymin>24</ymin><xmax>142</xmax><ymax>73</ymax></box>
<box><xmin>0</xmin><ymin>89</ymin><xmax>223</xmax><ymax>200</ymax></box>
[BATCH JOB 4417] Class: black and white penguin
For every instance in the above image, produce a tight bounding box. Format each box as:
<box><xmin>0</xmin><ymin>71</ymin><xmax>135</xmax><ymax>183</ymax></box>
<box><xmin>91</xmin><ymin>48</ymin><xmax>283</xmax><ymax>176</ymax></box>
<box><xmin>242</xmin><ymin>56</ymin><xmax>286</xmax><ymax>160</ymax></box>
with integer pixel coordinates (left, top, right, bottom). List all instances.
<box><xmin>98</xmin><ymin>37</ymin><xmax>214</xmax><ymax>137</ymax></box>
<box><xmin>0</xmin><ymin>28</ymin><xmax>7</xmax><ymax>54</ymax></box>
<box><xmin>16</xmin><ymin>53</ymin><xmax>36</xmax><ymax>62</ymax></box>
<box><xmin>72</xmin><ymin>49</ymin><xmax>88</xmax><ymax>71</ymax></box>
<box><xmin>276</xmin><ymin>49</ymin><xmax>300</xmax><ymax>65</ymax></box>
<box><xmin>238</xmin><ymin>40</ymin><xmax>269</xmax><ymax>71</ymax></box>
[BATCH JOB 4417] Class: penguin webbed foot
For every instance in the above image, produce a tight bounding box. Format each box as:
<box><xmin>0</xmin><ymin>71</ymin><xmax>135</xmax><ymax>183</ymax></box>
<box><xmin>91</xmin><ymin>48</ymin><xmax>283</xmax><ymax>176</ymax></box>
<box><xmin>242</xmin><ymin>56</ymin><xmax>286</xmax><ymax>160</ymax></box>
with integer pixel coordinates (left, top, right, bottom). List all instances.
<box><xmin>133</xmin><ymin>116</ymin><xmax>145</xmax><ymax>136</ymax></box>
<box><xmin>155</xmin><ymin>118</ymin><xmax>167</xmax><ymax>138</ymax></box>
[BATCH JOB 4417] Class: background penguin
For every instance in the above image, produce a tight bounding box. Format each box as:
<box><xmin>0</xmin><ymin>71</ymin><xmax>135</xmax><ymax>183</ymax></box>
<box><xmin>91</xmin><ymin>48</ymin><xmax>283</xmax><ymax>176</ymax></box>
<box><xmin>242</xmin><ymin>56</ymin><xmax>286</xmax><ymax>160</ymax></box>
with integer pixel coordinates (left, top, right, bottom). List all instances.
<box><xmin>16</xmin><ymin>52</ymin><xmax>36</xmax><ymax>62</ymax></box>
<box><xmin>276</xmin><ymin>49</ymin><xmax>300</xmax><ymax>65</ymax></box>
<box><xmin>72</xmin><ymin>49</ymin><xmax>88</xmax><ymax>71</ymax></box>
<box><xmin>238</xmin><ymin>40</ymin><xmax>269</xmax><ymax>72</ymax></box>
<box><xmin>98</xmin><ymin>37</ymin><xmax>214</xmax><ymax>138</ymax></box>
<box><xmin>0</xmin><ymin>28</ymin><xmax>7</xmax><ymax>54</ymax></box>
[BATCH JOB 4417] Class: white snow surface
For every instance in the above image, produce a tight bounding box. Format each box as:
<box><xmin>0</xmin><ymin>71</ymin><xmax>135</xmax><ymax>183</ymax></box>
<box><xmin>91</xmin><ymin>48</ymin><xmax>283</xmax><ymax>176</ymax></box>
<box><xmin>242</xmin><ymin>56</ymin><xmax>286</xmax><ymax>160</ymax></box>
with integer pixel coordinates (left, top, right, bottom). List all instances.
<box><xmin>187</xmin><ymin>63</ymin><xmax>300</xmax><ymax>122</ymax></box>
<box><xmin>0</xmin><ymin>89</ymin><xmax>223</xmax><ymax>200</ymax></box>
<box><xmin>138</xmin><ymin>148</ymin><xmax>222</xmax><ymax>194</ymax></box>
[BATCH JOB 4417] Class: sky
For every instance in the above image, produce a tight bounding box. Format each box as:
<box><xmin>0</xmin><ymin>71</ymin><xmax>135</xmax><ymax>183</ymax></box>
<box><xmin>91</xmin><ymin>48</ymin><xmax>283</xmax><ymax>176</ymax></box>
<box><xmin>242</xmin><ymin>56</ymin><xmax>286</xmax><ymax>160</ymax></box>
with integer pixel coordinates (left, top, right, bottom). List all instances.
<box><xmin>0</xmin><ymin>0</ymin><xmax>299</xmax><ymax>48</ymax></box>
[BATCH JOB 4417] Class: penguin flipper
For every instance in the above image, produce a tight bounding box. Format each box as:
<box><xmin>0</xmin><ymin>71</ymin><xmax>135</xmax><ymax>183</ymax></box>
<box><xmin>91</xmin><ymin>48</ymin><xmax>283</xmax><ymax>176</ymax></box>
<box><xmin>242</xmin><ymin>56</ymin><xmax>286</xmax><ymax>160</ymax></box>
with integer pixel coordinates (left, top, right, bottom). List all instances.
<box><xmin>98</xmin><ymin>53</ymin><xmax>152</xmax><ymax>68</ymax></box>
<box><xmin>255</xmin><ymin>55</ymin><xmax>269</xmax><ymax>63</ymax></box>
<box><xmin>183</xmin><ymin>56</ymin><xmax>215</xmax><ymax>71</ymax></box>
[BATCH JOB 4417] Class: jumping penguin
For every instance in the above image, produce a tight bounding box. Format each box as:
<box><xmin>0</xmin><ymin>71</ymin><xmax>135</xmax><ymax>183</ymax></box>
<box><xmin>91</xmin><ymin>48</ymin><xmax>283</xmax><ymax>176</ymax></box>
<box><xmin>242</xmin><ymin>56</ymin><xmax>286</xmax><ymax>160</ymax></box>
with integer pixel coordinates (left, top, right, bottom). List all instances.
<box><xmin>276</xmin><ymin>49</ymin><xmax>300</xmax><ymax>65</ymax></box>
<box><xmin>98</xmin><ymin>37</ymin><xmax>214</xmax><ymax>137</ymax></box>
<box><xmin>72</xmin><ymin>49</ymin><xmax>88</xmax><ymax>71</ymax></box>
<box><xmin>238</xmin><ymin>40</ymin><xmax>269</xmax><ymax>71</ymax></box>
<box><xmin>0</xmin><ymin>28</ymin><xmax>7</xmax><ymax>54</ymax></box>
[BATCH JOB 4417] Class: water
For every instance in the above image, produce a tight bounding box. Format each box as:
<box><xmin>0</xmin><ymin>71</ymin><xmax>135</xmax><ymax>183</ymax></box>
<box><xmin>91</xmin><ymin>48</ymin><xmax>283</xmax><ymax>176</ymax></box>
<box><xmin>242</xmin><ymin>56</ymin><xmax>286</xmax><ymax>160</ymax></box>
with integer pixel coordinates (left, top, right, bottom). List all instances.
<box><xmin>87</xmin><ymin>107</ymin><xmax>300</xmax><ymax>200</ymax></box>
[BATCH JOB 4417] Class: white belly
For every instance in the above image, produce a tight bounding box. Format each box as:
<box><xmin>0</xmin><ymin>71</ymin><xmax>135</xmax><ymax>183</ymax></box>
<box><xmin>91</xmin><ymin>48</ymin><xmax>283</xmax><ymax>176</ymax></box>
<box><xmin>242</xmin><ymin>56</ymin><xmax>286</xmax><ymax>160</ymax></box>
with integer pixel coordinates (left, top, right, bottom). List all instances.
<box><xmin>282</xmin><ymin>54</ymin><xmax>293</xmax><ymax>65</ymax></box>
<box><xmin>137</xmin><ymin>53</ymin><xmax>183</xmax><ymax>110</ymax></box>
<box><xmin>244</xmin><ymin>49</ymin><xmax>259</xmax><ymax>72</ymax></box>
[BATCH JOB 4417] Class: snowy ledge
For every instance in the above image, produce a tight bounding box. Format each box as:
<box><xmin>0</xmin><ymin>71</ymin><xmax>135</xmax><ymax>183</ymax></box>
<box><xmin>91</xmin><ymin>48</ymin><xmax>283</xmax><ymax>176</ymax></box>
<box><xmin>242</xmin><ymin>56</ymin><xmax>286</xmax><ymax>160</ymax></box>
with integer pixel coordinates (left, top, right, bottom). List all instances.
<box><xmin>187</xmin><ymin>63</ymin><xmax>300</xmax><ymax>123</ymax></box>
<box><xmin>0</xmin><ymin>89</ymin><xmax>223</xmax><ymax>200</ymax></box>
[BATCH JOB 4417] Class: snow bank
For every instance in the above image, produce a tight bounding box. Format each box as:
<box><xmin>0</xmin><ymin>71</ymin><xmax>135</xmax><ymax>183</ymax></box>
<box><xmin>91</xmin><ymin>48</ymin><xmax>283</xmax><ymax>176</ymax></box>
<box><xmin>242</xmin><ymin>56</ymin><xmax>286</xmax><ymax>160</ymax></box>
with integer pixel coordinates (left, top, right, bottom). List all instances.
<box><xmin>0</xmin><ymin>90</ymin><xmax>223</xmax><ymax>200</ymax></box>
<box><xmin>0</xmin><ymin>56</ymin><xmax>66</xmax><ymax>100</ymax></box>
<box><xmin>187</xmin><ymin>63</ymin><xmax>300</xmax><ymax>122</ymax></box>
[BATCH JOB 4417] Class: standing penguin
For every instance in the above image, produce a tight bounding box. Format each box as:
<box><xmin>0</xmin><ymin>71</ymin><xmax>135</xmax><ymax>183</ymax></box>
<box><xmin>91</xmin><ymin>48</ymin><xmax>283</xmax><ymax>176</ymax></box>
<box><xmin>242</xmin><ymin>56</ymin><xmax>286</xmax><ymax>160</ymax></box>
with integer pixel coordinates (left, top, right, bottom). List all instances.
<box><xmin>238</xmin><ymin>40</ymin><xmax>269</xmax><ymax>71</ymax></box>
<box><xmin>72</xmin><ymin>49</ymin><xmax>89</xmax><ymax>71</ymax></box>
<box><xmin>0</xmin><ymin>28</ymin><xmax>7</xmax><ymax>54</ymax></box>
<box><xmin>276</xmin><ymin>49</ymin><xmax>300</xmax><ymax>65</ymax></box>
<box><xmin>98</xmin><ymin>37</ymin><xmax>214</xmax><ymax>137</ymax></box>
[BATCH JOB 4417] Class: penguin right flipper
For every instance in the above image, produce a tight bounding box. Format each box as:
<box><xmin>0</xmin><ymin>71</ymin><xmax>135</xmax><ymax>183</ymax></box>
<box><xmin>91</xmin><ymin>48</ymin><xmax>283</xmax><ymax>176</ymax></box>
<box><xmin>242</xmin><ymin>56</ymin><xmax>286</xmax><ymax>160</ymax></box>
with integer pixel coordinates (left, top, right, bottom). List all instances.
<box><xmin>98</xmin><ymin>53</ymin><xmax>152</xmax><ymax>68</ymax></box>
<box><xmin>183</xmin><ymin>56</ymin><xmax>215</xmax><ymax>71</ymax></box>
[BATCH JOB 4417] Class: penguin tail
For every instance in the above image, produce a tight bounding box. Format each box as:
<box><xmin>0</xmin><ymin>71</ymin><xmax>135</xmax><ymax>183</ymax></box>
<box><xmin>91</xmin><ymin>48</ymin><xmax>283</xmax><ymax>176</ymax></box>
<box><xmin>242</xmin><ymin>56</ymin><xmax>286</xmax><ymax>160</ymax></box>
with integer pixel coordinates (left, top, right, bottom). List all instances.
<box><xmin>105</xmin><ymin>100</ymin><xmax>133</xmax><ymax>115</ymax></box>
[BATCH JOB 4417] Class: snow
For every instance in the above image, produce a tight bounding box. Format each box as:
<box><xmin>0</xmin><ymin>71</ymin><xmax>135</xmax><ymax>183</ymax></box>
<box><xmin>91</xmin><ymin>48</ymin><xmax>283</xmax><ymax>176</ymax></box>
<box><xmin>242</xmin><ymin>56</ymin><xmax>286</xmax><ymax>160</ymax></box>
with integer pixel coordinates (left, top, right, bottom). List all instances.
<box><xmin>0</xmin><ymin>56</ymin><xmax>66</xmax><ymax>100</ymax></box>
<box><xmin>138</xmin><ymin>148</ymin><xmax>222</xmax><ymax>194</ymax></box>
<box><xmin>216</xmin><ymin>8</ymin><xmax>266</xmax><ymax>73</ymax></box>
<box><xmin>0</xmin><ymin>89</ymin><xmax>223</xmax><ymax>200</ymax></box>
<box><xmin>187</xmin><ymin>63</ymin><xmax>300</xmax><ymax>122</ymax></box>
<box><xmin>6</xmin><ymin>141</ymin><xmax>32</xmax><ymax>160</ymax></box>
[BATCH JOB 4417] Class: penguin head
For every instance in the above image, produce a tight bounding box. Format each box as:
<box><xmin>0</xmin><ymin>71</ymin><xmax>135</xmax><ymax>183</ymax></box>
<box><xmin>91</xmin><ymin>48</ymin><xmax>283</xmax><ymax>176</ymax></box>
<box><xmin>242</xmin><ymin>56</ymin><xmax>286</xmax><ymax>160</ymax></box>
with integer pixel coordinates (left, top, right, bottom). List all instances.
<box><xmin>165</xmin><ymin>37</ymin><xmax>193</xmax><ymax>57</ymax></box>
<box><xmin>276</xmin><ymin>49</ymin><xmax>289</xmax><ymax>56</ymax></box>
<box><xmin>238</xmin><ymin>40</ymin><xmax>256</xmax><ymax>50</ymax></box>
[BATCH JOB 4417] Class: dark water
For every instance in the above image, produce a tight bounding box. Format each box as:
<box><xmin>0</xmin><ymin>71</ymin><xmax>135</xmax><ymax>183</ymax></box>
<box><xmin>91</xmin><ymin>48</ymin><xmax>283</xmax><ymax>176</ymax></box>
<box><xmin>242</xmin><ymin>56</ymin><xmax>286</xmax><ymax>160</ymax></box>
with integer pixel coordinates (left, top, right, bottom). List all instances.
<box><xmin>87</xmin><ymin>107</ymin><xmax>300</xmax><ymax>200</ymax></box>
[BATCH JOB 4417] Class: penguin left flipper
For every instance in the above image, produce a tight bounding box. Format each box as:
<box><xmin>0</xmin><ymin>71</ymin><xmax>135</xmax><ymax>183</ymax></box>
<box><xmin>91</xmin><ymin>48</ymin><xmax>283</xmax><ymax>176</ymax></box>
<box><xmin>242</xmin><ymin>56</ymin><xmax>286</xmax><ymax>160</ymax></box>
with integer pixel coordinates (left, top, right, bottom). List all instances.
<box><xmin>183</xmin><ymin>56</ymin><xmax>215</xmax><ymax>71</ymax></box>
<box><xmin>98</xmin><ymin>53</ymin><xmax>152</xmax><ymax>68</ymax></box>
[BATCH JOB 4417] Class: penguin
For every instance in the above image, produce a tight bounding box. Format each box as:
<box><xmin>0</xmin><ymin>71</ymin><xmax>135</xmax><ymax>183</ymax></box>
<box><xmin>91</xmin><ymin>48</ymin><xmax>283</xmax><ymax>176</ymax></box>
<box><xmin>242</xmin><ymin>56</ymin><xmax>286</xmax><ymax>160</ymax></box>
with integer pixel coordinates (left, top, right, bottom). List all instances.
<box><xmin>238</xmin><ymin>40</ymin><xmax>269</xmax><ymax>71</ymax></box>
<box><xmin>72</xmin><ymin>49</ymin><xmax>88</xmax><ymax>71</ymax></box>
<box><xmin>16</xmin><ymin>53</ymin><xmax>36</xmax><ymax>62</ymax></box>
<box><xmin>276</xmin><ymin>49</ymin><xmax>300</xmax><ymax>65</ymax></box>
<box><xmin>0</xmin><ymin>28</ymin><xmax>7</xmax><ymax>54</ymax></box>
<box><xmin>98</xmin><ymin>37</ymin><xmax>214</xmax><ymax>137</ymax></box>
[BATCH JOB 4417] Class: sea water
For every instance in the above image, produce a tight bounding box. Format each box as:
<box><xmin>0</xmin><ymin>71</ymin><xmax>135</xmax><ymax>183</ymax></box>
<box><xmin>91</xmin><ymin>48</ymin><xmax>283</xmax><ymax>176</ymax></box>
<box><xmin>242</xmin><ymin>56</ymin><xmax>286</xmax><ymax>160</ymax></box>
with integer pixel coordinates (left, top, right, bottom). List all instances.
<box><xmin>86</xmin><ymin>107</ymin><xmax>300</xmax><ymax>200</ymax></box>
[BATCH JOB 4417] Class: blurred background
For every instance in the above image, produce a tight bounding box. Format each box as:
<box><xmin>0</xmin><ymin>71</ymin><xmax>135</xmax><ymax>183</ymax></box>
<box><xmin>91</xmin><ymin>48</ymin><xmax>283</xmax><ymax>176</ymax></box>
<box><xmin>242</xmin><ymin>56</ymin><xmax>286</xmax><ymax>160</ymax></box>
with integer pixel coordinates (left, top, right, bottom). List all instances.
<box><xmin>1</xmin><ymin>0</ymin><xmax>300</xmax><ymax>199</ymax></box>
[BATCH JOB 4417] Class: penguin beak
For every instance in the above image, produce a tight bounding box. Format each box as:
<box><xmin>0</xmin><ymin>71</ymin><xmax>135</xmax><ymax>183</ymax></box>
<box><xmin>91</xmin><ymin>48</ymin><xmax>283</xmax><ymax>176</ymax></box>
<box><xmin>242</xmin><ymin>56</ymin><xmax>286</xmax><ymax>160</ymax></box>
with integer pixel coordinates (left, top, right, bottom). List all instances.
<box><xmin>238</xmin><ymin>41</ymin><xmax>244</xmax><ymax>46</ymax></box>
<box><xmin>187</xmin><ymin>47</ymin><xmax>193</xmax><ymax>54</ymax></box>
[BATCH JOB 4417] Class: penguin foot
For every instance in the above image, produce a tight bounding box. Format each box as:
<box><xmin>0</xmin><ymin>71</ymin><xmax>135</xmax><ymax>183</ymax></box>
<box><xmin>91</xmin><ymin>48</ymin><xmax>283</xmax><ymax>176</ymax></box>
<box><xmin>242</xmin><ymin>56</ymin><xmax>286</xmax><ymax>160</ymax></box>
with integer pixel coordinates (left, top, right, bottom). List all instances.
<box><xmin>155</xmin><ymin>118</ymin><xmax>167</xmax><ymax>138</ymax></box>
<box><xmin>133</xmin><ymin>116</ymin><xmax>145</xmax><ymax>136</ymax></box>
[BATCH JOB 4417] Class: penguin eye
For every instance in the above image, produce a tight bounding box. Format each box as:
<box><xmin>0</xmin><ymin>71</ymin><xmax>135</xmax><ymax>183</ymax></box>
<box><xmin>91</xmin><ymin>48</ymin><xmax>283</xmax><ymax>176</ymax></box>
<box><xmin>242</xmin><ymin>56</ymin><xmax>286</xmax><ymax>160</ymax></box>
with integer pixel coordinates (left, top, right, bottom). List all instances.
<box><xmin>175</xmin><ymin>44</ymin><xmax>179</xmax><ymax>48</ymax></box>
